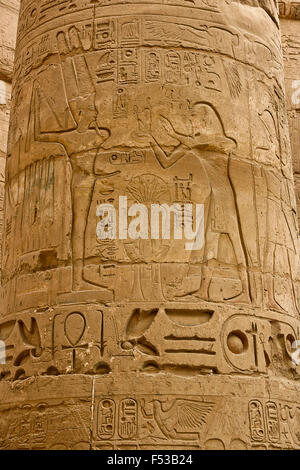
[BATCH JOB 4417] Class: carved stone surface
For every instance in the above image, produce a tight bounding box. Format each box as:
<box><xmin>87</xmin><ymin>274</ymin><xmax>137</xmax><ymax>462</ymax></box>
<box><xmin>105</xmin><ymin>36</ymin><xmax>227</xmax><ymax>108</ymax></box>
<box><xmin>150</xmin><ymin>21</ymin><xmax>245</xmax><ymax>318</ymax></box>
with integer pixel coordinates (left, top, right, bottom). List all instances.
<box><xmin>279</xmin><ymin>0</ymin><xmax>300</xmax><ymax>19</ymax></box>
<box><xmin>0</xmin><ymin>0</ymin><xmax>19</xmax><ymax>284</ymax></box>
<box><xmin>1</xmin><ymin>0</ymin><xmax>300</xmax><ymax>450</ymax></box>
<box><xmin>280</xmin><ymin>1</ymin><xmax>300</xmax><ymax>221</ymax></box>
<box><xmin>0</xmin><ymin>0</ymin><xmax>19</xmax><ymax>81</ymax></box>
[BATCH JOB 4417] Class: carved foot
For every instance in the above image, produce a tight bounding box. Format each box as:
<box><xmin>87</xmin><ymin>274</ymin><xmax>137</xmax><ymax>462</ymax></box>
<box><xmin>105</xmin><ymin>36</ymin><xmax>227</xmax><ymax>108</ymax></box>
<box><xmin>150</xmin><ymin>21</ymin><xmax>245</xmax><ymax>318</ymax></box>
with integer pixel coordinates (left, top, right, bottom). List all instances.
<box><xmin>267</xmin><ymin>299</ymin><xmax>287</xmax><ymax>314</ymax></box>
<box><xmin>228</xmin><ymin>292</ymin><xmax>252</xmax><ymax>305</ymax></box>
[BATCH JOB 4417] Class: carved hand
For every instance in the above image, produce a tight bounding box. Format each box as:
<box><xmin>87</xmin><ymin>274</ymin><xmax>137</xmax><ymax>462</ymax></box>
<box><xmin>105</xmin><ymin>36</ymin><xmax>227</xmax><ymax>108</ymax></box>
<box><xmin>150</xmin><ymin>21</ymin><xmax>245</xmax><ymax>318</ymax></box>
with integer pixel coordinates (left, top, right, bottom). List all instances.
<box><xmin>160</xmin><ymin>116</ymin><xmax>176</xmax><ymax>136</ymax></box>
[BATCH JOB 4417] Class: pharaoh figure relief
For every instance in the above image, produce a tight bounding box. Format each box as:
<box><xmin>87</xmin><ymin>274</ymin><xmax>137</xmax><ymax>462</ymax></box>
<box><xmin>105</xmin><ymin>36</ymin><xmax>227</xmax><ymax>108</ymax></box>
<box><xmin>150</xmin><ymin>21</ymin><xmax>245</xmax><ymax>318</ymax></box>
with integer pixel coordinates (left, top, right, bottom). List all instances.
<box><xmin>1</xmin><ymin>0</ymin><xmax>300</xmax><ymax>451</ymax></box>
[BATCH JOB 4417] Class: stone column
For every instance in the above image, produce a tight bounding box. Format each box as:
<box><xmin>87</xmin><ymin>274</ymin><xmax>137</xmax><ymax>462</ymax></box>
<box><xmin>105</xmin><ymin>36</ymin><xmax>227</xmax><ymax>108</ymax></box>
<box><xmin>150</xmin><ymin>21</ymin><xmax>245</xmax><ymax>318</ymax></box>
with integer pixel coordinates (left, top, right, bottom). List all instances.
<box><xmin>279</xmin><ymin>1</ymin><xmax>300</xmax><ymax>221</ymax></box>
<box><xmin>1</xmin><ymin>0</ymin><xmax>300</xmax><ymax>450</ymax></box>
<box><xmin>0</xmin><ymin>0</ymin><xmax>19</xmax><ymax>283</ymax></box>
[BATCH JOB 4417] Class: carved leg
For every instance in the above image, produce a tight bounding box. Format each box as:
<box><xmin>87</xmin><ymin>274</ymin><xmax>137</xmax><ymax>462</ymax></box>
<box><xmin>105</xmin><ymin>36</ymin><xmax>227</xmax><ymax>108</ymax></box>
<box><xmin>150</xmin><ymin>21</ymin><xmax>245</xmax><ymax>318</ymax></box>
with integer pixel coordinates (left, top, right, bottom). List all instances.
<box><xmin>71</xmin><ymin>171</ymin><xmax>95</xmax><ymax>291</ymax></box>
<box><xmin>230</xmin><ymin>265</ymin><xmax>251</xmax><ymax>305</ymax></box>
<box><xmin>197</xmin><ymin>263</ymin><xmax>213</xmax><ymax>301</ymax></box>
<box><xmin>265</xmin><ymin>272</ymin><xmax>287</xmax><ymax>313</ymax></box>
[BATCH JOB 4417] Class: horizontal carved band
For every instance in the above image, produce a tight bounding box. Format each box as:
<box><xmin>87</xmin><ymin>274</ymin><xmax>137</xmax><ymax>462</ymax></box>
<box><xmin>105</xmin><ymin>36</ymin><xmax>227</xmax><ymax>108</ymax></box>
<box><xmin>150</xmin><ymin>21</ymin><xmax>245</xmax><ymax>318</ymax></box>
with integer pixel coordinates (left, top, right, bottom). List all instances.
<box><xmin>278</xmin><ymin>1</ymin><xmax>300</xmax><ymax>19</ymax></box>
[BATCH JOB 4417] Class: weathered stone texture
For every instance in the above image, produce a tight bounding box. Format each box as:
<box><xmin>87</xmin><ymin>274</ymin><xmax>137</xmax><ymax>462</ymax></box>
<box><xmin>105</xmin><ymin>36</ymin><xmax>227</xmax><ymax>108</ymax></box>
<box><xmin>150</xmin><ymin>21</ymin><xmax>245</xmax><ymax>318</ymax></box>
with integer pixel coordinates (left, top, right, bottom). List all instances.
<box><xmin>1</xmin><ymin>0</ymin><xmax>300</xmax><ymax>450</ymax></box>
<box><xmin>280</xmin><ymin>0</ymin><xmax>300</xmax><ymax>220</ymax></box>
<box><xmin>0</xmin><ymin>0</ymin><xmax>19</xmax><ymax>81</ymax></box>
<box><xmin>0</xmin><ymin>1</ymin><xmax>19</xmax><ymax>283</ymax></box>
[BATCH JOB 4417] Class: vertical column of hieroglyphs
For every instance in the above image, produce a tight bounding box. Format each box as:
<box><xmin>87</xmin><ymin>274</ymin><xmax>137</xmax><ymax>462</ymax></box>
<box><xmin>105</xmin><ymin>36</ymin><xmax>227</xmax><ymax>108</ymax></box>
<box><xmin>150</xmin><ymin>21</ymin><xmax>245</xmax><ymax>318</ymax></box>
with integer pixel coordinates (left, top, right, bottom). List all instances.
<box><xmin>280</xmin><ymin>1</ymin><xmax>300</xmax><ymax>220</ymax></box>
<box><xmin>1</xmin><ymin>0</ymin><xmax>300</xmax><ymax>450</ymax></box>
<box><xmin>0</xmin><ymin>0</ymin><xmax>19</xmax><ymax>283</ymax></box>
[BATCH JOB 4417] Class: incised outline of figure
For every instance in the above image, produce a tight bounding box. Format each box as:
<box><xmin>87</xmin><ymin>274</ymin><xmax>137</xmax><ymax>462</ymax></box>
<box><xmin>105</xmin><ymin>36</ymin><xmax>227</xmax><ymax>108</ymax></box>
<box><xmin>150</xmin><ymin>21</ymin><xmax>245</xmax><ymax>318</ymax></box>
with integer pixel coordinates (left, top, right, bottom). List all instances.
<box><xmin>32</xmin><ymin>27</ymin><xmax>117</xmax><ymax>292</ymax></box>
<box><xmin>140</xmin><ymin>102</ymin><xmax>251</xmax><ymax>304</ymax></box>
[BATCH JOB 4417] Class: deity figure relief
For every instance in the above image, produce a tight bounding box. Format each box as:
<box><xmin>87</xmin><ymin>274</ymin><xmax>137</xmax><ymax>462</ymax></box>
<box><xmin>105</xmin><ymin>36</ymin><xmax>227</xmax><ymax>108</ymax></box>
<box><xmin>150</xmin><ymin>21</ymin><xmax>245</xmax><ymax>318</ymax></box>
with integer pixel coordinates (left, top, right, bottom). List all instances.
<box><xmin>263</xmin><ymin>168</ymin><xmax>298</xmax><ymax>313</ymax></box>
<box><xmin>143</xmin><ymin>102</ymin><xmax>251</xmax><ymax>304</ymax></box>
<box><xmin>32</xmin><ymin>28</ymin><xmax>115</xmax><ymax>291</ymax></box>
<box><xmin>253</xmin><ymin>85</ymin><xmax>299</xmax><ymax>313</ymax></box>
